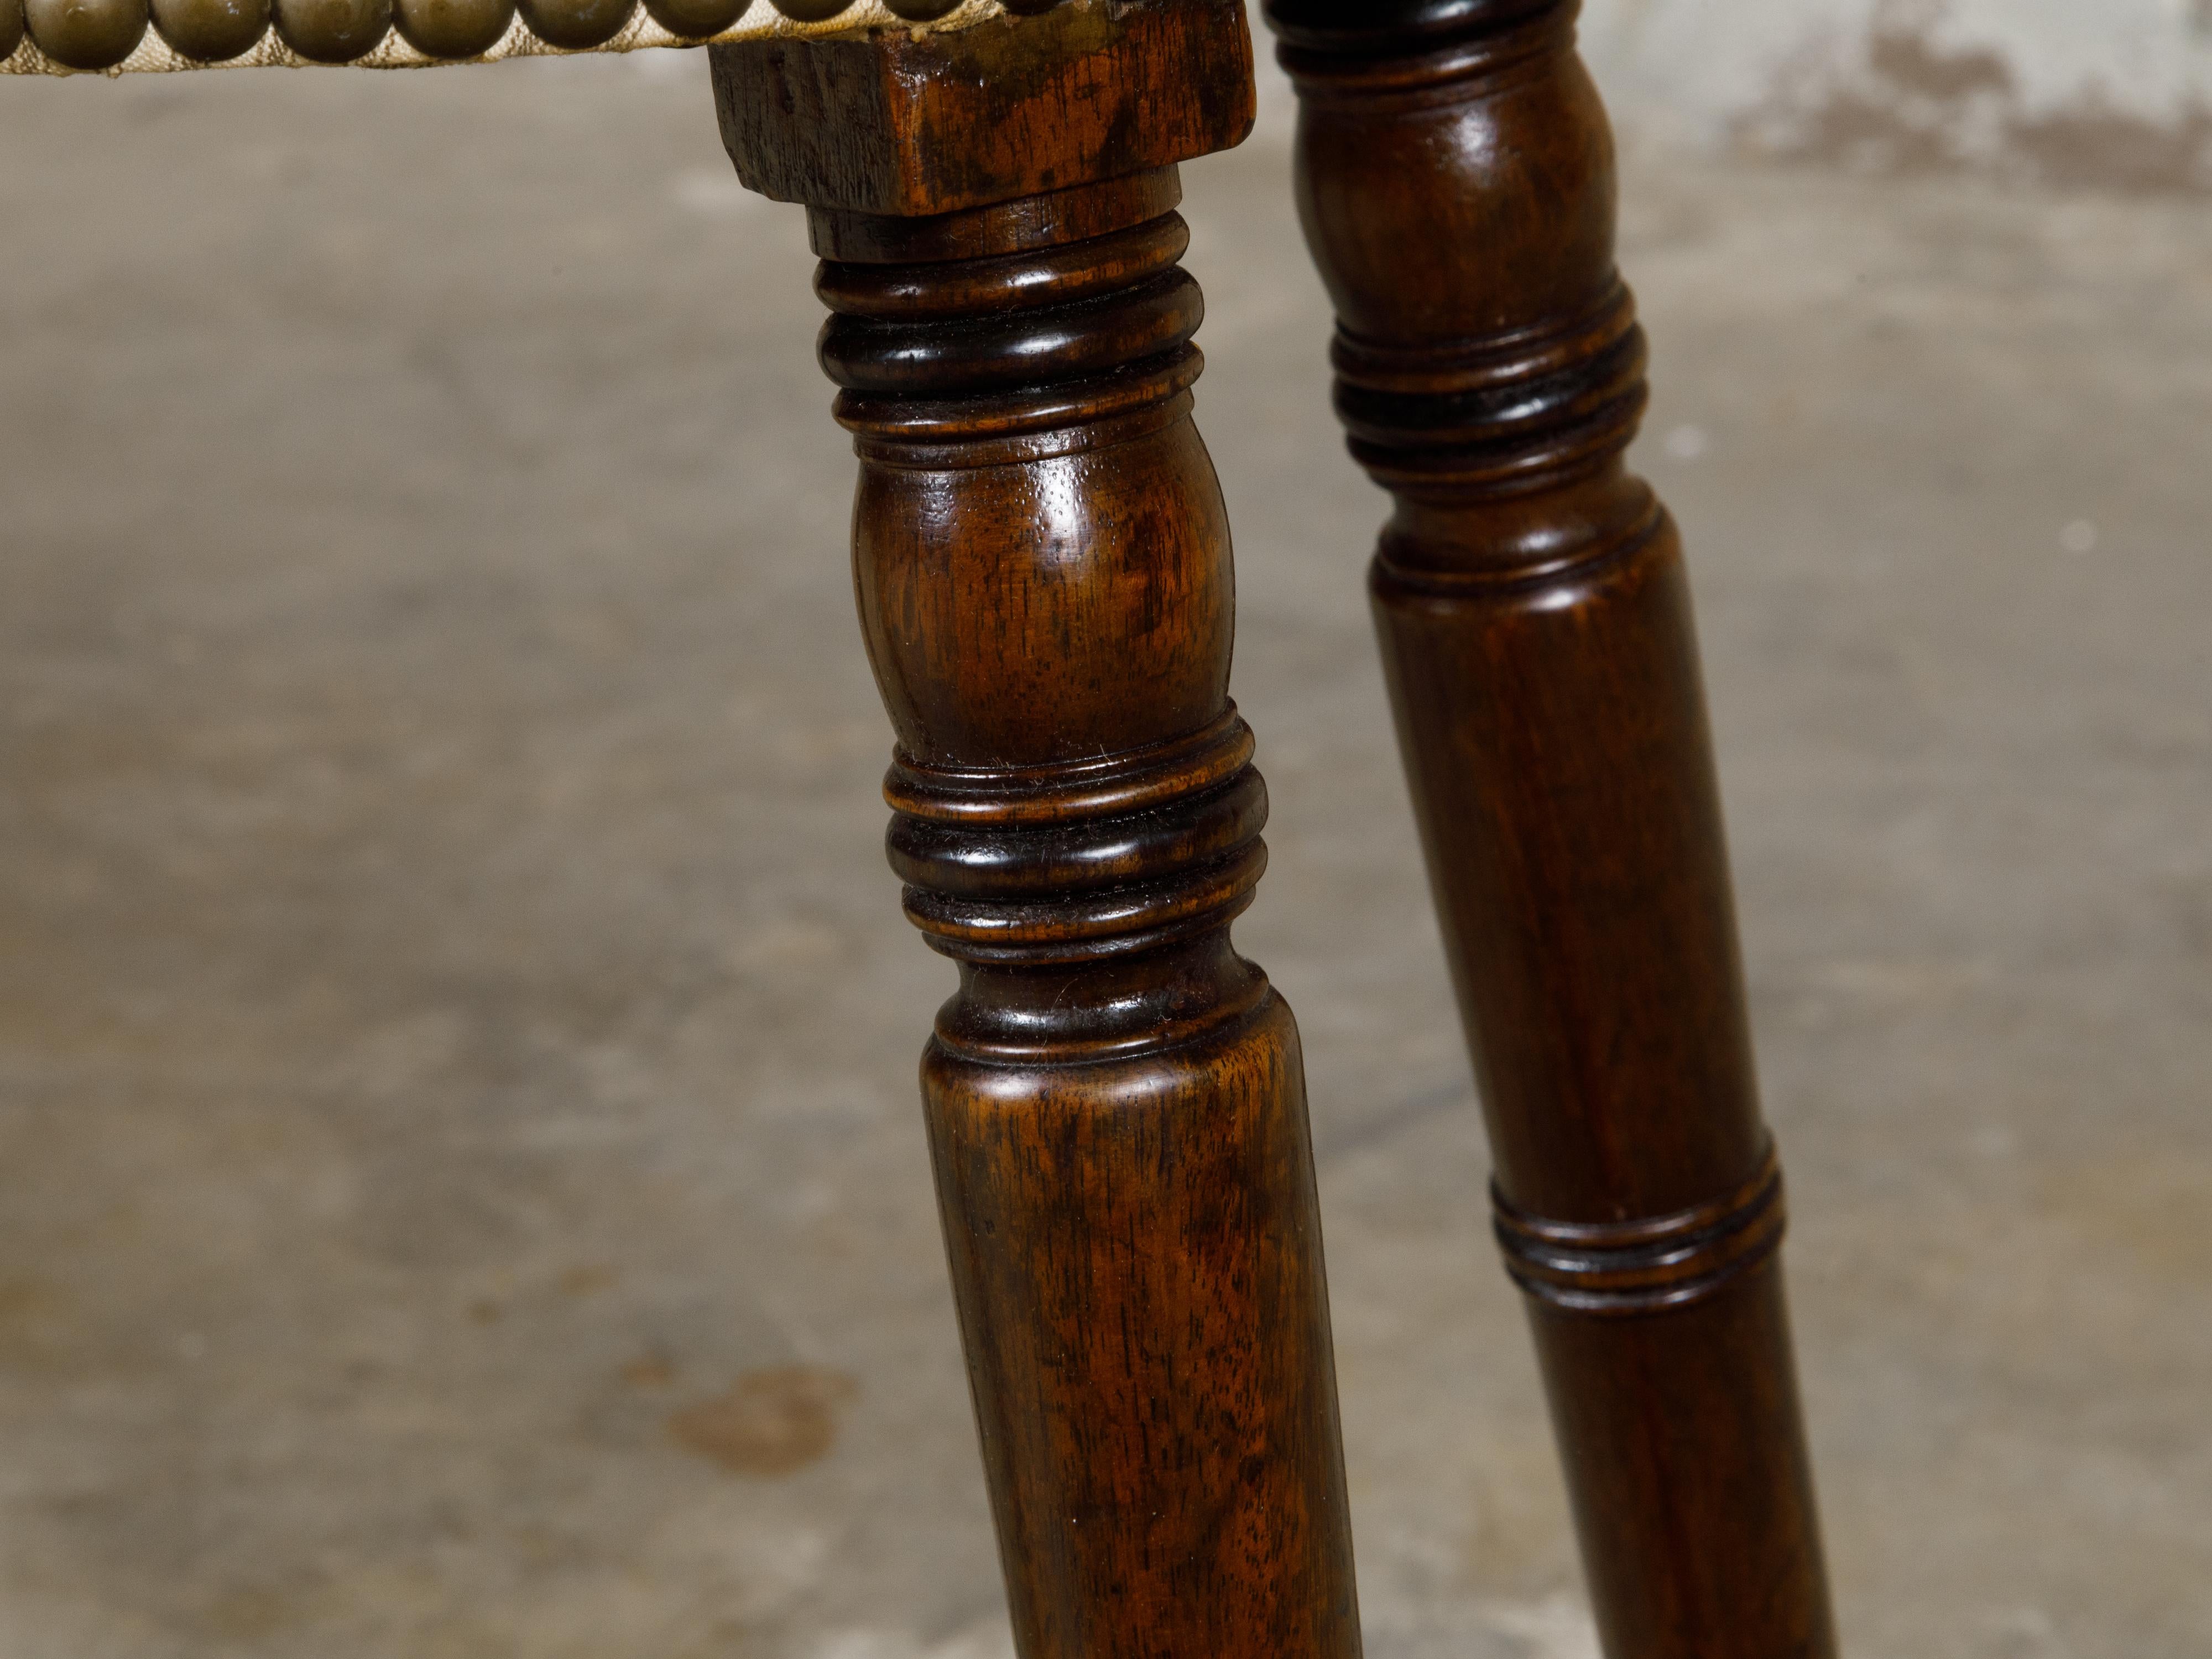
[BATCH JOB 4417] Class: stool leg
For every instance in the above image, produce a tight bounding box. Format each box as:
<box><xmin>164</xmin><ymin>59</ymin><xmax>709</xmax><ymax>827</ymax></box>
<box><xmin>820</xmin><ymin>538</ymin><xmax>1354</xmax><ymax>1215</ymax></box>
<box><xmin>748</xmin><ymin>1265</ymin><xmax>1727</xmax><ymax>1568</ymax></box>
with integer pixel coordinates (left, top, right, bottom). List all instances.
<box><xmin>709</xmin><ymin>12</ymin><xmax>1362</xmax><ymax>1651</ymax></box>
<box><xmin>1266</xmin><ymin>6</ymin><xmax>1837</xmax><ymax>1656</ymax></box>
<box><xmin>831</xmin><ymin>186</ymin><xmax>1359</xmax><ymax>1659</ymax></box>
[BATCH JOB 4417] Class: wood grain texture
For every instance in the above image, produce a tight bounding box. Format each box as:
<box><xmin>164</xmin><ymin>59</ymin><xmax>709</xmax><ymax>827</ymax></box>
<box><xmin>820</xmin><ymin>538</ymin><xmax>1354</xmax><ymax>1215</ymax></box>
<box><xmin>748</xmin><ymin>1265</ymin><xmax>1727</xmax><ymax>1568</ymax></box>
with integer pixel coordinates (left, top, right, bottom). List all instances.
<box><xmin>1265</xmin><ymin>2</ymin><xmax>1838</xmax><ymax>1655</ymax></box>
<box><xmin>719</xmin><ymin>20</ymin><xmax>1360</xmax><ymax>1649</ymax></box>
<box><xmin>838</xmin><ymin>178</ymin><xmax>1360</xmax><ymax>1659</ymax></box>
<box><xmin>709</xmin><ymin>0</ymin><xmax>1256</xmax><ymax>216</ymax></box>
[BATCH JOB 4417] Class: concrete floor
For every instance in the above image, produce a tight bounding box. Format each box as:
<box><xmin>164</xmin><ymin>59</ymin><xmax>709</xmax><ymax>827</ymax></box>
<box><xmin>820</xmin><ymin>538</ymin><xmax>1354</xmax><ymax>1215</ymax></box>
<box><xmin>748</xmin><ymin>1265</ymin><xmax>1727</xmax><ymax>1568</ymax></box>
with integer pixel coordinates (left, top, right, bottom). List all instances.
<box><xmin>2</xmin><ymin>45</ymin><xmax>2209</xmax><ymax>1659</ymax></box>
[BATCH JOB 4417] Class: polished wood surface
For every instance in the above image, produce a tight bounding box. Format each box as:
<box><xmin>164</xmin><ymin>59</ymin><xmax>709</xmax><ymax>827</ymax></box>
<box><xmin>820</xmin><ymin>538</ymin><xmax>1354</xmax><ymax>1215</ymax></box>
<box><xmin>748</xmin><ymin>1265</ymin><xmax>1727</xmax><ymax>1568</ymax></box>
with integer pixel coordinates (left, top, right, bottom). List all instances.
<box><xmin>716</xmin><ymin>8</ymin><xmax>1363</xmax><ymax>1654</ymax></box>
<box><xmin>1266</xmin><ymin>2</ymin><xmax>1837</xmax><ymax>1654</ymax></box>
<box><xmin>711</xmin><ymin>0</ymin><xmax>1256</xmax><ymax>217</ymax></box>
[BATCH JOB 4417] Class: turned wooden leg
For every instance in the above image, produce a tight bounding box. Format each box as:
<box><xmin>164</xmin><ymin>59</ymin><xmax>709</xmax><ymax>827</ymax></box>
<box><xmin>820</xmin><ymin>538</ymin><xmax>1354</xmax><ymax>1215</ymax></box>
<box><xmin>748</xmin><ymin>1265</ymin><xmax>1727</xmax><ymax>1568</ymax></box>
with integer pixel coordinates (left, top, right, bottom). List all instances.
<box><xmin>1265</xmin><ymin>4</ymin><xmax>1837</xmax><ymax>1656</ymax></box>
<box><xmin>712</xmin><ymin>8</ymin><xmax>1361</xmax><ymax>1655</ymax></box>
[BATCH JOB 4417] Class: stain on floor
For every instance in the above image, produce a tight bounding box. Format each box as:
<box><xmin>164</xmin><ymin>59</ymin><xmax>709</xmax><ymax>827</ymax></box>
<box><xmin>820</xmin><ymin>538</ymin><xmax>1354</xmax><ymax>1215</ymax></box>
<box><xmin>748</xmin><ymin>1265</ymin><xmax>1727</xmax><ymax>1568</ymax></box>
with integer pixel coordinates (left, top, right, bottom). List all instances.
<box><xmin>1737</xmin><ymin>0</ymin><xmax>2212</xmax><ymax>194</ymax></box>
<box><xmin>669</xmin><ymin>1366</ymin><xmax>860</xmax><ymax>1478</ymax></box>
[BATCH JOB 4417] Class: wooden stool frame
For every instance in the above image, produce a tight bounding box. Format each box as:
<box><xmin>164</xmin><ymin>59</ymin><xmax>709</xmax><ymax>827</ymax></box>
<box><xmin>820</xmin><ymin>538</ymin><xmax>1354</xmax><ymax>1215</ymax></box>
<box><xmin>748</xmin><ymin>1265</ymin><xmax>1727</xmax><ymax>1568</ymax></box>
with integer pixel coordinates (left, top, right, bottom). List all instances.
<box><xmin>17</xmin><ymin>0</ymin><xmax>1840</xmax><ymax>1648</ymax></box>
<box><xmin>714</xmin><ymin>1</ymin><xmax>1838</xmax><ymax>1655</ymax></box>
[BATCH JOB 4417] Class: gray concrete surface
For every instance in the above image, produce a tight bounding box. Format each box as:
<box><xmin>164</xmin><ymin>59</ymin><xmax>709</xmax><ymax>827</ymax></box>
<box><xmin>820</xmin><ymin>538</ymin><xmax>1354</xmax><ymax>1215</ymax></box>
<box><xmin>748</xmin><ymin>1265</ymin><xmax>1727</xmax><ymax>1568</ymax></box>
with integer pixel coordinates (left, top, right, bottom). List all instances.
<box><xmin>3</xmin><ymin>41</ymin><xmax>2209</xmax><ymax>1659</ymax></box>
<box><xmin>1578</xmin><ymin>0</ymin><xmax>2212</xmax><ymax>184</ymax></box>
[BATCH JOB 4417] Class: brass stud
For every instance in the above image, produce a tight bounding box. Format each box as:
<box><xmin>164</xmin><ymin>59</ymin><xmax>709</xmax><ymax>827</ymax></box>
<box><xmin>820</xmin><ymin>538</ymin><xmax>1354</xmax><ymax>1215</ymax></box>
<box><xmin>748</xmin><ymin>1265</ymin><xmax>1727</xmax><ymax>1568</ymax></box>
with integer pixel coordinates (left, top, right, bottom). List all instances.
<box><xmin>641</xmin><ymin>0</ymin><xmax>742</xmax><ymax>39</ymax></box>
<box><xmin>766</xmin><ymin>0</ymin><xmax>848</xmax><ymax>20</ymax></box>
<box><xmin>25</xmin><ymin>0</ymin><xmax>150</xmax><ymax>67</ymax></box>
<box><xmin>391</xmin><ymin>0</ymin><xmax>509</xmax><ymax>55</ymax></box>
<box><xmin>881</xmin><ymin>0</ymin><xmax>958</xmax><ymax>17</ymax></box>
<box><xmin>0</xmin><ymin>0</ymin><xmax>24</xmax><ymax>58</ymax></box>
<box><xmin>514</xmin><ymin>0</ymin><xmax>630</xmax><ymax>48</ymax></box>
<box><xmin>270</xmin><ymin>0</ymin><xmax>388</xmax><ymax>57</ymax></box>
<box><xmin>150</xmin><ymin>0</ymin><xmax>268</xmax><ymax>60</ymax></box>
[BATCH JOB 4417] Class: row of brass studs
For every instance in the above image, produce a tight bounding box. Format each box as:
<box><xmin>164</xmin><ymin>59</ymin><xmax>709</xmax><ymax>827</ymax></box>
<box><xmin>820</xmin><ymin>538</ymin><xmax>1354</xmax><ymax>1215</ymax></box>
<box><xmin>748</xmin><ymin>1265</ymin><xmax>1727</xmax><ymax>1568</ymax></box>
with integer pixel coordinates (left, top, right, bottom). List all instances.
<box><xmin>2</xmin><ymin>0</ymin><xmax>1052</xmax><ymax>74</ymax></box>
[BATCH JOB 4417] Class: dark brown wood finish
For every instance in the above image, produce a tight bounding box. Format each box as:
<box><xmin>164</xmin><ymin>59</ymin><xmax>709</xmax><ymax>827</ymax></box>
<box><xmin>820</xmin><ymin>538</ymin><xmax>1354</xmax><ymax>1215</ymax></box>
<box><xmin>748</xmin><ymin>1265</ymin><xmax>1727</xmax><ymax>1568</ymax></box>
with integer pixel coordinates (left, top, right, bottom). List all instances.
<box><xmin>1265</xmin><ymin>2</ymin><xmax>1838</xmax><ymax>1655</ymax></box>
<box><xmin>714</xmin><ymin>7</ymin><xmax>1363</xmax><ymax>1655</ymax></box>
<box><xmin>711</xmin><ymin>0</ymin><xmax>1263</xmax><ymax>218</ymax></box>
